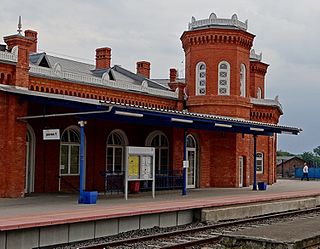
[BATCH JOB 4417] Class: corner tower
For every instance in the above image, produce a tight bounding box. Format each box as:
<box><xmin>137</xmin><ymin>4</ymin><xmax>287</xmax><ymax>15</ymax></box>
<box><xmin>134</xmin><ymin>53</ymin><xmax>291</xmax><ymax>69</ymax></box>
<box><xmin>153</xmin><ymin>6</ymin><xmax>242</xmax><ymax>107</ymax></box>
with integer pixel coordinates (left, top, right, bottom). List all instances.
<box><xmin>181</xmin><ymin>13</ymin><xmax>256</xmax><ymax>119</ymax></box>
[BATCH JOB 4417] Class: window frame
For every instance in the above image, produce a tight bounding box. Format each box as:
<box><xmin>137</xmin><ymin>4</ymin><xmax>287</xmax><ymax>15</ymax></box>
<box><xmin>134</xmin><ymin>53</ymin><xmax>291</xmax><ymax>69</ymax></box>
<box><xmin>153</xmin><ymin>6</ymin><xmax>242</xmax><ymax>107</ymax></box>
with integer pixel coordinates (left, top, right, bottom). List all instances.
<box><xmin>218</xmin><ymin>61</ymin><xmax>230</xmax><ymax>95</ymax></box>
<box><xmin>195</xmin><ymin>62</ymin><xmax>206</xmax><ymax>96</ymax></box>
<box><xmin>60</xmin><ymin>127</ymin><xmax>81</xmax><ymax>176</ymax></box>
<box><xmin>240</xmin><ymin>64</ymin><xmax>246</xmax><ymax>97</ymax></box>
<box><xmin>256</xmin><ymin>152</ymin><xmax>264</xmax><ymax>174</ymax></box>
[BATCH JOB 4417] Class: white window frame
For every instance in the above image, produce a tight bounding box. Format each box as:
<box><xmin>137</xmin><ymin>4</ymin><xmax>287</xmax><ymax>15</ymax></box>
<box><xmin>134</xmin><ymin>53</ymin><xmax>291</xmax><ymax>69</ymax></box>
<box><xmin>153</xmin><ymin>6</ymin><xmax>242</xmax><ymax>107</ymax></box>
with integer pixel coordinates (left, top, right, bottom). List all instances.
<box><xmin>240</xmin><ymin>64</ymin><xmax>246</xmax><ymax>97</ymax></box>
<box><xmin>256</xmin><ymin>152</ymin><xmax>264</xmax><ymax>173</ymax></box>
<box><xmin>60</xmin><ymin>126</ymin><xmax>81</xmax><ymax>176</ymax></box>
<box><xmin>106</xmin><ymin>129</ymin><xmax>128</xmax><ymax>172</ymax></box>
<box><xmin>196</xmin><ymin>62</ymin><xmax>206</xmax><ymax>95</ymax></box>
<box><xmin>218</xmin><ymin>61</ymin><xmax>230</xmax><ymax>95</ymax></box>
<box><xmin>145</xmin><ymin>131</ymin><xmax>169</xmax><ymax>174</ymax></box>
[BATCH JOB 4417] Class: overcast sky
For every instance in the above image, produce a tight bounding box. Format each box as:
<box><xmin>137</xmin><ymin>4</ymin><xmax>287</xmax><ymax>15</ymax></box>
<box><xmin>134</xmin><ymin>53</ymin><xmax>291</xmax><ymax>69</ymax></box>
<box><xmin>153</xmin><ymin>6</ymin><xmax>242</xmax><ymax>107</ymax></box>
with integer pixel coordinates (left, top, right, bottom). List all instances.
<box><xmin>1</xmin><ymin>0</ymin><xmax>319</xmax><ymax>154</ymax></box>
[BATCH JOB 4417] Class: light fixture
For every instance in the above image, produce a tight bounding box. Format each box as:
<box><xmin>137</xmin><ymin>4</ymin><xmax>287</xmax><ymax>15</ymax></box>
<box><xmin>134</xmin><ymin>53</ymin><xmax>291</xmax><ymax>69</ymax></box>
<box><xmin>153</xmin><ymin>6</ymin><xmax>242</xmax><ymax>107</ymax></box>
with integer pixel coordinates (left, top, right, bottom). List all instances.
<box><xmin>215</xmin><ymin>123</ymin><xmax>232</xmax><ymax>128</ymax></box>
<box><xmin>171</xmin><ymin>118</ymin><xmax>193</xmax><ymax>124</ymax></box>
<box><xmin>115</xmin><ymin>111</ymin><xmax>143</xmax><ymax>118</ymax></box>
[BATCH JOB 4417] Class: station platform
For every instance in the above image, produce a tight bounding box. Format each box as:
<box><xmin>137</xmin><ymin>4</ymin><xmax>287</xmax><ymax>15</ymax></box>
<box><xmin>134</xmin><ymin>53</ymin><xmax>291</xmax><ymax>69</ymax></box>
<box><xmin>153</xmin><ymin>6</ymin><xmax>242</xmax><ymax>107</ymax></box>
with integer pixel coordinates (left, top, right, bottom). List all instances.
<box><xmin>1</xmin><ymin>179</ymin><xmax>320</xmax><ymax>248</ymax></box>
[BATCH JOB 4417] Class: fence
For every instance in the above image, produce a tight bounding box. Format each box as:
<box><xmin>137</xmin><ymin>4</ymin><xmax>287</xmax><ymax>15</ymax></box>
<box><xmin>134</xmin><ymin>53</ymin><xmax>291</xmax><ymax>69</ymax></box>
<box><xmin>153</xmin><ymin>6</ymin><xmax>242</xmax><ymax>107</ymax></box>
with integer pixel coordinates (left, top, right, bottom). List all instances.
<box><xmin>295</xmin><ymin>167</ymin><xmax>320</xmax><ymax>179</ymax></box>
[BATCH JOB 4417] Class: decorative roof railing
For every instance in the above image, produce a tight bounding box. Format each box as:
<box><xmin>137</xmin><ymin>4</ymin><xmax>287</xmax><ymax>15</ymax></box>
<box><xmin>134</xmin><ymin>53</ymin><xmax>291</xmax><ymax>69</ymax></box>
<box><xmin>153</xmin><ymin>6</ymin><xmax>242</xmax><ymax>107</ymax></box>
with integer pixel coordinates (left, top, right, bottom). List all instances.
<box><xmin>188</xmin><ymin>13</ymin><xmax>248</xmax><ymax>31</ymax></box>
<box><xmin>250</xmin><ymin>49</ymin><xmax>262</xmax><ymax>61</ymax></box>
<box><xmin>29</xmin><ymin>65</ymin><xmax>179</xmax><ymax>99</ymax></box>
<box><xmin>251</xmin><ymin>97</ymin><xmax>283</xmax><ymax>112</ymax></box>
<box><xmin>0</xmin><ymin>50</ymin><xmax>17</xmax><ymax>63</ymax></box>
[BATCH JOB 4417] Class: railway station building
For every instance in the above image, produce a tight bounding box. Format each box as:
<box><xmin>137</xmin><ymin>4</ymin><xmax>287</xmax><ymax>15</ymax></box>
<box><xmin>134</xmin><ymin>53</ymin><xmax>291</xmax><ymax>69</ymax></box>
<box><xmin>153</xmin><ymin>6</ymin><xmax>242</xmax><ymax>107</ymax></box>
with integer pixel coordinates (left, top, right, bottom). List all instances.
<box><xmin>0</xmin><ymin>13</ymin><xmax>300</xmax><ymax>198</ymax></box>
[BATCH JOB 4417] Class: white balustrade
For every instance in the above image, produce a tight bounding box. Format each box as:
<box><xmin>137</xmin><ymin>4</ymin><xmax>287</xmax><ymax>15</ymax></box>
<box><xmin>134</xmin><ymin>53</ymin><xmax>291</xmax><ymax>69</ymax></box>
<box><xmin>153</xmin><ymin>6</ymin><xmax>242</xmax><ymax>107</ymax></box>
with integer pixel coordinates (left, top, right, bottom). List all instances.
<box><xmin>0</xmin><ymin>51</ymin><xmax>18</xmax><ymax>63</ymax></box>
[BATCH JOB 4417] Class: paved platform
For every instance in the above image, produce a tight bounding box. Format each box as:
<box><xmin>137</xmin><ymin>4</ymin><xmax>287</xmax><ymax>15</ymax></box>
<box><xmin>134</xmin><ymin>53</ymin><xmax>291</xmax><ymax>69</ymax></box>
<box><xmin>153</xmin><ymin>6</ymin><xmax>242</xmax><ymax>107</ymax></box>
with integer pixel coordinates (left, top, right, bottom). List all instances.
<box><xmin>1</xmin><ymin>179</ymin><xmax>320</xmax><ymax>231</ymax></box>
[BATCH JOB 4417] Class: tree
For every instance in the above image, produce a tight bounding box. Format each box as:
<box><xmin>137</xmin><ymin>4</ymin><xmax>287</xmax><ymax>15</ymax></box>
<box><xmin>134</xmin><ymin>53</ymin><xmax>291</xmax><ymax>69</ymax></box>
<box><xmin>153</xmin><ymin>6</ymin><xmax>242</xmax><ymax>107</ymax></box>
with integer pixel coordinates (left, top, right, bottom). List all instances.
<box><xmin>313</xmin><ymin>146</ymin><xmax>320</xmax><ymax>157</ymax></box>
<box><xmin>277</xmin><ymin>150</ymin><xmax>294</xmax><ymax>156</ymax></box>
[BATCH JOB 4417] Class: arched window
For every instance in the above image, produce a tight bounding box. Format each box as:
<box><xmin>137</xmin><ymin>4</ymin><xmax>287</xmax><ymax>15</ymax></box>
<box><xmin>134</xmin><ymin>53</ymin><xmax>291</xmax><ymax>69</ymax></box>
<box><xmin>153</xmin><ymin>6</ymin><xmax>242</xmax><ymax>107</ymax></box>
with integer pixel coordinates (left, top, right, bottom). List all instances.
<box><xmin>256</xmin><ymin>152</ymin><xmax>264</xmax><ymax>173</ymax></box>
<box><xmin>240</xmin><ymin>64</ymin><xmax>246</xmax><ymax>97</ymax></box>
<box><xmin>106</xmin><ymin>129</ymin><xmax>128</xmax><ymax>172</ymax></box>
<box><xmin>218</xmin><ymin>61</ymin><xmax>230</xmax><ymax>95</ymax></box>
<box><xmin>60</xmin><ymin>127</ymin><xmax>80</xmax><ymax>175</ymax></box>
<box><xmin>186</xmin><ymin>135</ymin><xmax>197</xmax><ymax>188</ymax></box>
<box><xmin>196</xmin><ymin>62</ymin><xmax>206</xmax><ymax>95</ymax></box>
<box><xmin>257</xmin><ymin>87</ymin><xmax>262</xmax><ymax>99</ymax></box>
<box><xmin>146</xmin><ymin>131</ymin><xmax>169</xmax><ymax>174</ymax></box>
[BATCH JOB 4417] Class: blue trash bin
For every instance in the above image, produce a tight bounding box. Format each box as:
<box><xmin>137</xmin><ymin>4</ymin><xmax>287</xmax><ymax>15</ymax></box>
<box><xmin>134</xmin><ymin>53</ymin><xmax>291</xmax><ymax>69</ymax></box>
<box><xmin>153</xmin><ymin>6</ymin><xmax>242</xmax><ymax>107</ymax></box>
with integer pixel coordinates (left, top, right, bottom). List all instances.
<box><xmin>79</xmin><ymin>191</ymin><xmax>98</xmax><ymax>204</ymax></box>
<box><xmin>258</xmin><ymin>182</ymin><xmax>267</xmax><ymax>190</ymax></box>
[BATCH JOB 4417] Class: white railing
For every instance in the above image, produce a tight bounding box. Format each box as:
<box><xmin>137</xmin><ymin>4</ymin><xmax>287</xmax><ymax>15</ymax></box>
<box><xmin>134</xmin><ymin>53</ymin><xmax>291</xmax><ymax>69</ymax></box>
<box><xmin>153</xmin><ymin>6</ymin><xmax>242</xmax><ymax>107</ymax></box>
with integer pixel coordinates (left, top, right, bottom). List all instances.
<box><xmin>0</xmin><ymin>51</ymin><xmax>17</xmax><ymax>63</ymax></box>
<box><xmin>251</xmin><ymin>98</ymin><xmax>283</xmax><ymax>111</ymax></box>
<box><xmin>29</xmin><ymin>65</ymin><xmax>178</xmax><ymax>99</ymax></box>
<box><xmin>189</xmin><ymin>13</ymin><xmax>248</xmax><ymax>31</ymax></box>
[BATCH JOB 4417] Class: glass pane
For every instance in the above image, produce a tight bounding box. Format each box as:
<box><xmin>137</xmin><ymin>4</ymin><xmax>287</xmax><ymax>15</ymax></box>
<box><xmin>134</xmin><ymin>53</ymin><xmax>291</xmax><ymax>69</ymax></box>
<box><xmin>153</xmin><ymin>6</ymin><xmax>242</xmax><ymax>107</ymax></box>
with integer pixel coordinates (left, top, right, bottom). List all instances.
<box><xmin>199</xmin><ymin>64</ymin><xmax>205</xmax><ymax>70</ymax></box>
<box><xmin>114</xmin><ymin>147</ymin><xmax>123</xmax><ymax>172</ymax></box>
<box><xmin>61</xmin><ymin>131</ymin><xmax>69</xmax><ymax>142</ymax></box>
<box><xmin>188</xmin><ymin>151</ymin><xmax>195</xmax><ymax>185</ymax></box>
<box><xmin>160</xmin><ymin>135</ymin><xmax>168</xmax><ymax>147</ymax></box>
<box><xmin>151</xmin><ymin>135</ymin><xmax>160</xmax><ymax>147</ymax></box>
<box><xmin>60</xmin><ymin>145</ymin><xmax>68</xmax><ymax>174</ymax></box>
<box><xmin>70</xmin><ymin>146</ymin><xmax>79</xmax><ymax>174</ymax></box>
<box><xmin>199</xmin><ymin>80</ymin><xmax>206</xmax><ymax>86</ymax></box>
<box><xmin>220</xmin><ymin>72</ymin><xmax>227</xmax><ymax>77</ymax></box>
<box><xmin>107</xmin><ymin>147</ymin><xmax>113</xmax><ymax>172</ymax></box>
<box><xmin>219</xmin><ymin>80</ymin><xmax>227</xmax><ymax>85</ymax></box>
<box><xmin>199</xmin><ymin>72</ymin><xmax>206</xmax><ymax>78</ymax></box>
<box><xmin>187</xmin><ymin>136</ymin><xmax>195</xmax><ymax>148</ymax></box>
<box><xmin>155</xmin><ymin>148</ymin><xmax>160</xmax><ymax>173</ymax></box>
<box><xmin>220</xmin><ymin>63</ymin><xmax>227</xmax><ymax>69</ymax></box>
<box><xmin>69</xmin><ymin>130</ymin><xmax>80</xmax><ymax>143</ymax></box>
<box><xmin>113</xmin><ymin>133</ymin><xmax>123</xmax><ymax>145</ymax></box>
<box><xmin>160</xmin><ymin>149</ymin><xmax>168</xmax><ymax>174</ymax></box>
<box><xmin>199</xmin><ymin>88</ymin><xmax>206</xmax><ymax>95</ymax></box>
<box><xmin>219</xmin><ymin>88</ymin><xmax>227</xmax><ymax>94</ymax></box>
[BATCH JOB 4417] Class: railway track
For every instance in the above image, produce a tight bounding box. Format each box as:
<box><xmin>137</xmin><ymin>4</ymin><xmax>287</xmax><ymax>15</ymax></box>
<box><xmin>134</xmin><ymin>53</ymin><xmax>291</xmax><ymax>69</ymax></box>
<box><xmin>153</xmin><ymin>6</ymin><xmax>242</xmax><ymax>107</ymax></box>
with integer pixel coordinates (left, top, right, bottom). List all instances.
<box><xmin>57</xmin><ymin>207</ymin><xmax>320</xmax><ymax>249</ymax></box>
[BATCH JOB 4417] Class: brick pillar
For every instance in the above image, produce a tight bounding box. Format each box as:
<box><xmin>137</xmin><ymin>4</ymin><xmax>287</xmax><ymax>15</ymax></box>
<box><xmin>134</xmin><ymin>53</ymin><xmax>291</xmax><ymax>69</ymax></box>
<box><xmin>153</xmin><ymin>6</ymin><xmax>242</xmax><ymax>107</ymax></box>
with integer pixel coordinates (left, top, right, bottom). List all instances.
<box><xmin>0</xmin><ymin>94</ymin><xmax>28</xmax><ymax>197</ymax></box>
<box><xmin>24</xmin><ymin>30</ymin><xmax>38</xmax><ymax>53</ymax></box>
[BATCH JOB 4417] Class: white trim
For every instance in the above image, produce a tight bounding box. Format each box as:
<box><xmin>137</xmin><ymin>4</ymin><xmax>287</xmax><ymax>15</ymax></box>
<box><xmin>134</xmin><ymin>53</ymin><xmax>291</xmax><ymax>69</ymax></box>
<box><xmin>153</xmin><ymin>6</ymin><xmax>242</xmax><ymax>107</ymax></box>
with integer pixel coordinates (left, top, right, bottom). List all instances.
<box><xmin>115</xmin><ymin>111</ymin><xmax>143</xmax><ymax>118</ymax></box>
<box><xmin>186</xmin><ymin>134</ymin><xmax>197</xmax><ymax>189</ymax></box>
<box><xmin>0</xmin><ymin>50</ymin><xmax>17</xmax><ymax>63</ymax></box>
<box><xmin>239</xmin><ymin>156</ymin><xmax>244</xmax><ymax>188</ymax></box>
<box><xmin>240</xmin><ymin>64</ymin><xmax>246</xmax><ymax>97</ymax></box>
<box><xmin>195</xmin><ymin>62</ymin><xmax>206</xmax><ymax>96</ymax></box>
<box><xmin>25</xmin><ymin>125</ymin><xmax>36</xmax><ymax>194</ymax></box>
<box><xmin>256</xmin><ymin>152</ymin><xmax>264</xmax><ymax>173</ymax></box>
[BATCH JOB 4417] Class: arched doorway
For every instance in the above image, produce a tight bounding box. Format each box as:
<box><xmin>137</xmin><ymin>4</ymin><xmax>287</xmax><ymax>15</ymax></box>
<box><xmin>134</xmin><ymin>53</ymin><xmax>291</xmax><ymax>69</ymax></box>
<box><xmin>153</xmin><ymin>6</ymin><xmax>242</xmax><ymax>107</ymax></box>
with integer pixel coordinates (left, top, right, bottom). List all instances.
<box><xmin>187</xmin><ymin>135</ymin><xmax>197</xmax><ymax>188</ymax></box>
<box><xmin>25</xmin><ymin>125</ymin><xmax>35</xmax><ymax>193</ymax></box>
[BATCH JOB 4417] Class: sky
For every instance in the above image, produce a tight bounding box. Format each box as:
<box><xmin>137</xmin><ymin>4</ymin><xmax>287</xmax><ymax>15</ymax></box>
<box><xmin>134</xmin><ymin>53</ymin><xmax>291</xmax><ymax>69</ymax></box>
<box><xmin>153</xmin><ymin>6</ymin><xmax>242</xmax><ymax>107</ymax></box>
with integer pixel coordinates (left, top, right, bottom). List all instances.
<box><xmin>1</xmin><ymin>0</ymin><xmax>319</xmax><ymax>154</ymax></box>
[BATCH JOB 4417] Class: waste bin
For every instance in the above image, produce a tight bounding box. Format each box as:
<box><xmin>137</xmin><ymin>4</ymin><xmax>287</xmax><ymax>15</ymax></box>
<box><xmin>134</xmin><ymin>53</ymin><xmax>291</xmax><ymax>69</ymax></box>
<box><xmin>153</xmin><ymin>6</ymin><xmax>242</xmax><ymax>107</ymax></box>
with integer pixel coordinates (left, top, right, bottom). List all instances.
<box><xmin>258</xmin><ymin>182</ymin><xmax>267</xmax><ymax>190</ymax></box>
<box><xmin>79</xmin><ymin>191</ymin><xmax>98</xmax><ymax>204</ymax></box>
<box><xmin>129</xmin><ymin>181</ymin><xmax>140</xmax><ymax>193</ymax></box>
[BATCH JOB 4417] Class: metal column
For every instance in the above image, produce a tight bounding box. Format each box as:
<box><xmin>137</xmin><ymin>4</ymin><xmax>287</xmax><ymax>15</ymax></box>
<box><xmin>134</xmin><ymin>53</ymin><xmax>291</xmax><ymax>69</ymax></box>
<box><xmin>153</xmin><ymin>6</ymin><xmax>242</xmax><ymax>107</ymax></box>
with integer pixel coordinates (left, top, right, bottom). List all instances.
<box><xmin>253</xmin><ymin>134</ymin><xmax>257</xmax><ymax>190</ymax></box>
<box><xmin>78</xmin><ymin>120</ymin><xmax>86</xmax><ymax>203</ymax></box>
<box><xmin>182</xmin><ymin>129</ymin><xmax>187</xmax><ymax>196</ymax></box>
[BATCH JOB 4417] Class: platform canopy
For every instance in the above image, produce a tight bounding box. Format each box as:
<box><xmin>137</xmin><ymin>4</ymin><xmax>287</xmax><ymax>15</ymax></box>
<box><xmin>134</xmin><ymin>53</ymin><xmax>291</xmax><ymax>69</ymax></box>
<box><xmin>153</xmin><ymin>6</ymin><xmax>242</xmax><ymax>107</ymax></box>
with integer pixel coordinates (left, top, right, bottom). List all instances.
<box><xmin>1</xmin><ymin>84</ymin><xmax>302</xmax><ymax>136</ymax></box>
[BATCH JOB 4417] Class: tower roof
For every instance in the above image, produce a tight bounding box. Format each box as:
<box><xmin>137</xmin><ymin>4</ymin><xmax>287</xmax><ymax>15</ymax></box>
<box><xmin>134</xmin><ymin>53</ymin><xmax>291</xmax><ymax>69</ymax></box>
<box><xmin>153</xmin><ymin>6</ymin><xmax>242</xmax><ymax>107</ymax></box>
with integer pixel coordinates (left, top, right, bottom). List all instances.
<box><xmin>188</xmin><ymin>13</ymin><xmax>248</xmax><ymax>31</ymax></box>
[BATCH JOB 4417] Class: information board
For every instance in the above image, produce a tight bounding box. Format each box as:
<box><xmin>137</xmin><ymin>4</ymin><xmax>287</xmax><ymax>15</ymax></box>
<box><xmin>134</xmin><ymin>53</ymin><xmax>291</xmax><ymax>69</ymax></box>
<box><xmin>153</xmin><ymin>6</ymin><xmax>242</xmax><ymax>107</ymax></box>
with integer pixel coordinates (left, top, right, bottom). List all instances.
<box><xmin>124</xmin><ymin>146</ymin><xmax>155</xmax><ymax>200</ymax></box>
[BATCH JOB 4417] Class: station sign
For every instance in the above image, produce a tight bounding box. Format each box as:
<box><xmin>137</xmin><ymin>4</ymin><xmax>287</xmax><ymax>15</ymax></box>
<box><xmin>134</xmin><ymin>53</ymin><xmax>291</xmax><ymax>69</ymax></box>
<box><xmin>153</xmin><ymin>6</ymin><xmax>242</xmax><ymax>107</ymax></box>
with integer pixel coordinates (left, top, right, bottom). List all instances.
<box><xmin>43</xmin><ymin>129</ymin><xmax>60</xmax><ymax>140</ymax></box>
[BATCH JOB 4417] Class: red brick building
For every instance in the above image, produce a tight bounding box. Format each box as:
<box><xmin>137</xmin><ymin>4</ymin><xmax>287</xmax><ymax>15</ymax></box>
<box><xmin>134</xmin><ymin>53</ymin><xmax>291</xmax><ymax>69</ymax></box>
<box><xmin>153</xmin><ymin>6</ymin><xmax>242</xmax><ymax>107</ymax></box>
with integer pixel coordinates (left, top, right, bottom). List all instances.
<box><xmin>0</xmin><ymin>14</ymin><xmax>300</xmax><ymax>198</ymax></box>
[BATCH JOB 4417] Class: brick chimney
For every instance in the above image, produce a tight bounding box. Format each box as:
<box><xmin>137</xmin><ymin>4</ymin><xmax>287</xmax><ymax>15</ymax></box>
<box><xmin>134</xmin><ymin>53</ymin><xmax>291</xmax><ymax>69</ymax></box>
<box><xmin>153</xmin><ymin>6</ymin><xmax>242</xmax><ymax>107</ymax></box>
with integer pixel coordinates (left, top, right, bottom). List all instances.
<box><xmin>136</xmin><ymin>61</ymin><xmax>150</xmax><ymax>78</ymax></box>
<box><xmin>170</xmin><ymin>68</ymin><xmax>177</xmax><ymax>83</ymax></box>
<box><xmin>24</xmin><ymin>30</ymin><xmax>38</xmax><ymax>53</ymax></box>
<box><xmin>4</xmin><ymin>34</ymin><xmax>33</xmax><ymax>88</ymax></box>
<box><xmin>95</xmin><ymin>47</ymin><xmax>111</xmax><ymax>69</ymax></box>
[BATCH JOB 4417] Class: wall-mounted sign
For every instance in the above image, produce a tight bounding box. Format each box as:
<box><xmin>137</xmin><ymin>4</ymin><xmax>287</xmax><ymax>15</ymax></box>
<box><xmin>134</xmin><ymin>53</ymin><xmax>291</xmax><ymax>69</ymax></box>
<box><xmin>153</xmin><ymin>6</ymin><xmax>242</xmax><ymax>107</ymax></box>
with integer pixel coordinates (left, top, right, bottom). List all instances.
<box><xmin>43</xmin><ymin>129</ymin><xmax>60</xmax><ymax>140</ymax></box>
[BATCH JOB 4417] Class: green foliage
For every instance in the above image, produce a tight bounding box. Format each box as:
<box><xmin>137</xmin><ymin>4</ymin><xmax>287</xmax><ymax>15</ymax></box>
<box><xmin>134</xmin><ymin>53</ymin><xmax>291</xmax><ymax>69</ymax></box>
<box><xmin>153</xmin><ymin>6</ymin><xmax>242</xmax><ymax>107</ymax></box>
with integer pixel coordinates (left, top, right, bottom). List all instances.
<box><xmin>277</xmin><ymin>150</ymin><xmax>294</xmax><ymax>156</ymax></box>
<box><xmin>301</xmin><ymin>151</ymin><xmax>320</xmax><ymax>166</ymax></box>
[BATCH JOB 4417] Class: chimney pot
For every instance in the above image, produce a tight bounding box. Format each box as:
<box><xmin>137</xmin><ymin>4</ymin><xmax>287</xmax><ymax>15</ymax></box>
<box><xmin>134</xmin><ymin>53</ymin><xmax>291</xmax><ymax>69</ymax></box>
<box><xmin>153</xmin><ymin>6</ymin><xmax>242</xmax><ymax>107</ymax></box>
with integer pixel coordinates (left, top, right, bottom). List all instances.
<box><xmin>170</xmin><ymin>68</ymin><xmax>177</xmax><ymax>82</ymax></box>
<box><xmin>24</xmin><ymin>30</ymin><xmax>38</xmax><ymax>53</ymax></box>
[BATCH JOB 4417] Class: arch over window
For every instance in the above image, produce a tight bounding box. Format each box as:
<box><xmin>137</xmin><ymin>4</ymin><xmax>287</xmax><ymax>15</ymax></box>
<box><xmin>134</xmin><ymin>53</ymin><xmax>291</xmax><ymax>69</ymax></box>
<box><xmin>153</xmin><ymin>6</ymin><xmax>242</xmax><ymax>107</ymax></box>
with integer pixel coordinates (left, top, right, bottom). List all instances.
<box><xmin>257</xmin><ymin>87</ymin><xmax>262</xmax><ymax>99</ymax></box>
<box><xmin>218</xmin><ymin>61</ymin><xmax>230</xmax><ymax>95</ymax></box>
<box><xmin>60</xmin><ymin>126</ymin><xmax>81</xmax><ymax>175</ymax></box>
<box><xmin>187</xmin><ymin>135</ymin><xmax>197</xmax><ymax>148</ymax></box>
<box><xmin>106</xmin><ymin>129</ymin><xmax>128</xmax><ymax>172</ymax></box>
<box><xmin>145</xmin><ymin>131</ymin><xmax>169</xmax><ymax>174</ymax></box>
<box><xmin>196</xmin><ymin>62</ymin><xmax>206</xmax><ymax>95</ymax></box>
<box><xmin>240</xmin><ymin>64</ymin><xmax>246</xmax><ymax>97</ymax></box>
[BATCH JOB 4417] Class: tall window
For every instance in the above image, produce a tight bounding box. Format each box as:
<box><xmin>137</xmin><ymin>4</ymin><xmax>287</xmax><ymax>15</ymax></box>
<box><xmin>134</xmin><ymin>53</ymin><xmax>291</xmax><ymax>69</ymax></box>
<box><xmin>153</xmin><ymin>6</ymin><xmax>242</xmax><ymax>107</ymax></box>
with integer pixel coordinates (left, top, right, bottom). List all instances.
<box><xmin>257</xmin><ymin>87</ymin><xmax>262</xmax><ymax>99</ymax></box>
<box><xmin>146</xmin><ymin>131</ymin><xmax>169</xmax><ymax>174</ymax></box>
<box><xmin>240</xmin><ymin>64</ymin><xmax>246</xmax><ymax>97</ymax></box>
<box><xmin>218</xmin><ymin>61</ymin><xmax>230</xmax><ymax>95</ymax></box>
<box><xmin>106</xmin><ymin>130</ymin><xmax>127</xmax><ymax>172</ymax></box>
<box><xmin>196</xmin><ymin>62</ymin><xmax>206</xmax><ymax>95</ymax></box>
<box><xmin>60</xmin><ymin>127</ymin><xmax>80</xmax><ymax>175</ymax></box>
<box><xmin>256</xmin><ymin>152</ymin><xmax>264</xmax><ymax>173</ymax></box>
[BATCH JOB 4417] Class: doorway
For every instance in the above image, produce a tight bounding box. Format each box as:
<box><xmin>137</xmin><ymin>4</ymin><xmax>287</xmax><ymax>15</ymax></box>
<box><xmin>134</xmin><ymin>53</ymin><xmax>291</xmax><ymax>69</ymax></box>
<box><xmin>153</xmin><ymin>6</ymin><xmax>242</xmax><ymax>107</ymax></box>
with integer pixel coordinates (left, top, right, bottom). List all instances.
<box><xmin>239</xmin><ymin>156</ymin><xmax>244</xmax><ymax>188</ymax></box>
<box><xmin>186</xmin><ymin>135</ymin><xmax>197</xmax><ymax>188</ymax></box>
<box><xmin>25</xmin><ymin>126</ymin><xmax>35</xmax><ymax>193</ymax></box>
